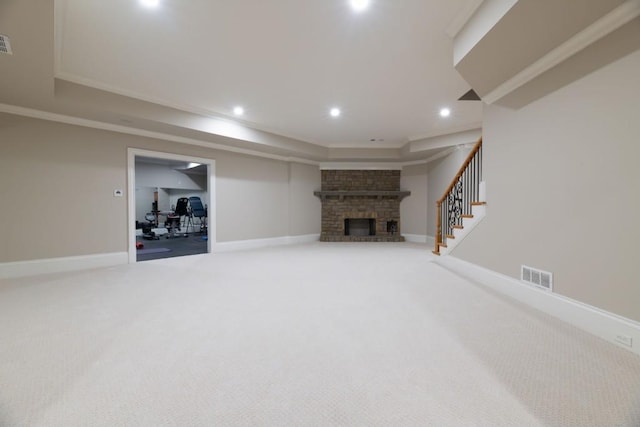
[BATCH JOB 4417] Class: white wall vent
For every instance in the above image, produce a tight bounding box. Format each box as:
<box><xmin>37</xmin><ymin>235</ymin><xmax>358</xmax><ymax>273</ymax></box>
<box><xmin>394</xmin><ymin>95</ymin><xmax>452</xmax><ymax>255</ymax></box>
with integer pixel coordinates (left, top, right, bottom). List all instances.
<box><xmin>0</xmin><ymin>34</ymin><xmax>13</xmax><ymax>55</ymax></box>
<box><xmin>521</xmin><ymin>265</ymin><xmax>553</xmax><ymax>291</ymax></box>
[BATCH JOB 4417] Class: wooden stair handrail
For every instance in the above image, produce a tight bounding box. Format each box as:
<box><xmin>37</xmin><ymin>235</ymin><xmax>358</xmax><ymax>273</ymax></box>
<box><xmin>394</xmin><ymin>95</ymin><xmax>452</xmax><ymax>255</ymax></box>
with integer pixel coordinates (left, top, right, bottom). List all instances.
<box><xmin>436</xmin><ymin>137</ymin><xmax>483</xmax><ymax>204</ymax></box>
<box><xmin>434</xmin><ymin>136</ymin><xmax>483</xmax><ymax>254</ymax></box>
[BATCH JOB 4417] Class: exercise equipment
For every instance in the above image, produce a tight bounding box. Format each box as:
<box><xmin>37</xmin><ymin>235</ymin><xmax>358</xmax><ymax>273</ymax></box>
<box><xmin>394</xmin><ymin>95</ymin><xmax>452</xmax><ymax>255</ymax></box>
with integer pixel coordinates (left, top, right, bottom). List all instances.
<box><xmin>188</xmin><ymin>196</ymin><xmax>207</xmax><ymax>234</ymax></box>
<box><xmin>142</xmin><ymin>213</ymin><xmax>160</xmax><ymax>240</ymax></box>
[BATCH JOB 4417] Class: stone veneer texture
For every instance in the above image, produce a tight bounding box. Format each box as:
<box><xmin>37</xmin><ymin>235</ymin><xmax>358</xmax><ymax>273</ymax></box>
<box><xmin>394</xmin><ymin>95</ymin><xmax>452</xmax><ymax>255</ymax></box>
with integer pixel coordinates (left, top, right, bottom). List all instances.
<box><xmin>321</xmin><ymin>170</ymin><xmax>400</xmax><ymax>191</ymax></box>
<box><xmin>318</xmin><ymin>170</ymin><xmax>405</xmax><ymax>242</ymax></box>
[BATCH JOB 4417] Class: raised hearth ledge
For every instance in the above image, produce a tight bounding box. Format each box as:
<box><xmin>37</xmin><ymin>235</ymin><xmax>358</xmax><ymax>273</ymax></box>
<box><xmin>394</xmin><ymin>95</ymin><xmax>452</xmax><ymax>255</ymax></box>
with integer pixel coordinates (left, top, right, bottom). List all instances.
<box><xmin>313</xmin><ymin>190</ymin><xmax>411</xmax><ymax>200</ymax></box>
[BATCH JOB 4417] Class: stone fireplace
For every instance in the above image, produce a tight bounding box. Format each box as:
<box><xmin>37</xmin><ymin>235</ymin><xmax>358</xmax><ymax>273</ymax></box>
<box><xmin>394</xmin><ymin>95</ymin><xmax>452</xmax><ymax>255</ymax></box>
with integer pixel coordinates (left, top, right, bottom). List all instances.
<box><xmin>314</xmin><ymin>170</ymin><xmax>410</xmax><ymax>242</ymax></box>
<box><xmin>344</xmin><ymin>218</ymin><xmax>375</xmax><ymax>236</ymax></box>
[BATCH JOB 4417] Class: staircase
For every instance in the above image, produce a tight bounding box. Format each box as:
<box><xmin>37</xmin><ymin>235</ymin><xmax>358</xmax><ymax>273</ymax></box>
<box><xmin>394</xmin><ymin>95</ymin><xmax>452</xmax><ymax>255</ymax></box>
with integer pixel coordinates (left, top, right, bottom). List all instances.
<box><xmin>433</xmin><ymin>137</ymin><xmax>485</xmax><ymax>256</ymax></box>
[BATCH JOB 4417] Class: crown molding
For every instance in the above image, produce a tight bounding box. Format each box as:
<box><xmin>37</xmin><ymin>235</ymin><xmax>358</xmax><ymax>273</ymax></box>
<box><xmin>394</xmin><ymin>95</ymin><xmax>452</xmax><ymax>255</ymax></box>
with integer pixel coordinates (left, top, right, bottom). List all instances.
<box><xmin>0</xmin><ymin>103</ymin><xmax>479</xmax><ymax>167</ymax></box>
<box><xmin>483</xmin><ymin>0</ymin><xmax>640</xmax><ymax>104</ymax></box>
<box><xmin>0</xmin><ymin>103</ymin><xmax>320</xmax><ymax>166</ymax></box>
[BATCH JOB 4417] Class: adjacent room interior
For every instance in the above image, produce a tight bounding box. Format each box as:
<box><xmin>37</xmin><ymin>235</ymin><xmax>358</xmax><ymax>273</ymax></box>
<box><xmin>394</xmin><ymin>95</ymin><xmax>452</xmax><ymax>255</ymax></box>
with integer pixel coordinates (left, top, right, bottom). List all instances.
<box><xmin>134</xmin><ymin>155</ymin><xmax>210</xmax><ymax>261</ymax></box>
<box><xmin>1</xmin><ymin>0</ymin><xmax>639</xmax><ymax>425</ymax></box>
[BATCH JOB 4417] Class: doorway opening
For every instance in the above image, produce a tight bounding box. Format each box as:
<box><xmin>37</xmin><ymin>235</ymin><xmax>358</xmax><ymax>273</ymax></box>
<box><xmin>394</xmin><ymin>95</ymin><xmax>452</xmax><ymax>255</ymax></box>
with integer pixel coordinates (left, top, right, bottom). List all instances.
<box><xmin>127</xmin><ymin>149</ymin><xmax>215</xmax><ymax>263</ymax></box>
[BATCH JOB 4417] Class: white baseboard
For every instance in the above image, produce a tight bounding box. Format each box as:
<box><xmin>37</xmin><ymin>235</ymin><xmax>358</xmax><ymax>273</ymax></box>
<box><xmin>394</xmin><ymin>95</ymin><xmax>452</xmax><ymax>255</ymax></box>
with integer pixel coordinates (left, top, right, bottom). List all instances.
<box><xmin>436</xmin><ymin>255</ymin><xmax>640</xmax><ymax>357</ymax></box>
<box><xmin>403</xmin><ymin>234</ymin><xmax>436</xmax><ymax>248</ymax></box>
<box><xmin>0</xmin><ymin>252</ymin><xmax>129</xmax><ymax>279</ymax></box>
<box><xmin>214</xmin><ymin>234</ymin><xmax>320</xmax><ymax>252</ymax></box>
<box><xmin>403</xmin><ymin>234</ymin><xmax>427</xmax><ymax>244</ymax></box>
<box><xmin>402</xmin><ymin>233</ymin><xmax>436</xmax><ymax>247</ymax></box>
<box><xmin>286</xmin><ymin>234</ymin><xmax>321</xmax><ymax>245</ymax></box>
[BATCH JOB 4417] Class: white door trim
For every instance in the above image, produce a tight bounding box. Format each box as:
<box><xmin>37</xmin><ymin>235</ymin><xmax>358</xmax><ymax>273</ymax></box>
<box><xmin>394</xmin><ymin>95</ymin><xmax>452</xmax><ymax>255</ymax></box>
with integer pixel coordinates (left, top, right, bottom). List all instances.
<box><xmin>127</xmin><ymin>148</ymin><xmax>216</xmax><ymax>263</ymax></box>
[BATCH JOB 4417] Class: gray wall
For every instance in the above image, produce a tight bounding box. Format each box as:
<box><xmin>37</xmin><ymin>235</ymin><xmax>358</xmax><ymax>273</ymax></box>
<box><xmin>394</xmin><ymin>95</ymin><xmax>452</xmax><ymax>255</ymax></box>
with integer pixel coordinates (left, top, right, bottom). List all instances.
<box><xmin>215</xmin><ymin>156</ymin><xmax>321</xmax><ymax>241</ymax></box>
<box><xmin>0</xmin><ymin>116</ymin><xmax>128</xmax><ymax>262</ymax></box>
<box><xmin>400</xmin><ymin>164</ymin><xmax>428</xmax><ymax>237</ymax></box>
<box><xmin>0</xmin><ymin>115</ymin><xmax>321</xmax><ymax>263</ymax></box>
<box><xmin>288</xmin><ymin>163</ymin><xmax>322</xmax><ymax>237</ymax></box>
<box><xmin>216</xmin><ymin>154</ymin><xmax>290</xmax><ymax>242</ymax></box>
<box><xmin>453</xmin><ymin>50</ymin><xmax>640</xmax><ymax>322</ymax></box>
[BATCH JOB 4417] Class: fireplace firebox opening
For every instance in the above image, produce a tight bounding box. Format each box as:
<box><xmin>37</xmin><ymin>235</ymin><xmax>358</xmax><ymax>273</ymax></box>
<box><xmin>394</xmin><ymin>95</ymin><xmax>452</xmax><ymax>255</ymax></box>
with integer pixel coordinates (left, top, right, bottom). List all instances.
<box><xmin>344</xmin><ymin>218</ymin><xmax>375</xmax><ymax>236</ymax></box>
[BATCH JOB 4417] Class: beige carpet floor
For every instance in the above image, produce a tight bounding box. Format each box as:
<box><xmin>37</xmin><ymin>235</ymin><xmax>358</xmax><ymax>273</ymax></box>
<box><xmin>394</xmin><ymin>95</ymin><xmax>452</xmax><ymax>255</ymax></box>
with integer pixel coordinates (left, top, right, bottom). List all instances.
<box><xmin>1</xmin><ymin>242</ymin><xmax>639</xmax><ymax>426</ymax></box>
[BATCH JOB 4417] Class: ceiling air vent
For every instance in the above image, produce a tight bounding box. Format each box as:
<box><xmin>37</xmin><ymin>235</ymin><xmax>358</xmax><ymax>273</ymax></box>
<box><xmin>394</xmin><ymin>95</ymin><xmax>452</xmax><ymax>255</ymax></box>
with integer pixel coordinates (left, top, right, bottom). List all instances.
<box><xmin>0</xmin><ymin>34</ymin><xmax>12</xmax><ymax>55</ymax></box>
<box><xmin>521</xmin><ymin>265</ymin><xmax>553</xmax><ymax>291</ymax></box>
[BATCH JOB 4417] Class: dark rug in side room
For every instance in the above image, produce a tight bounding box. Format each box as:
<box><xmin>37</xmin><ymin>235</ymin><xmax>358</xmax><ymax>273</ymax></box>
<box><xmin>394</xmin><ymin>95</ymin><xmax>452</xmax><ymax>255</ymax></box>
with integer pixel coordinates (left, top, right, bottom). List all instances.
<box><xmin>137</xmin><ymin>248</ymin><xmax>172</xmax><ymax>255</ymax></box>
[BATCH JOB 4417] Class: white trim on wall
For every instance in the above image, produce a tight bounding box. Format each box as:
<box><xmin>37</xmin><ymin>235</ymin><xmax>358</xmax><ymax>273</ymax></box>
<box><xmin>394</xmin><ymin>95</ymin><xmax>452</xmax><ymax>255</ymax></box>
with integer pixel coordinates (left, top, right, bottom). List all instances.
<box><xmin>213</xmin><ymin>234</ymin><xmax>320</xmax><ymax>253</ymax></box>
<box><xmin>0</xmin><ymin>252</ymin><xmax>128</xmax><ymax>279</ymax></box>
<box><xmin>409</xmin><ymin>129</ymin><xmax>482</xmax><ymax>152</ymax></box>
<box><xmin>403</xmin><ymin>234</ymin><xmax>428</xmax><ymax>244</ymax></box>
<box><xmin>127</xmin><ymin>148</ymin><xmax>216</xmax><ymax>263</ymax></box>
<box><xmin>401</xmin><ymin>148</ymin><xmax>457</xmax><ymax>167</ymax></box>
<box><xmin>320</xmin><ymin>162</ymin><xmax>404</xmax><ymax>170</ymax></box>
<box><xmin>0</xmin><ymin>104</ymin><xmax>479</xmax><ymax>168</ymax></box>
<box><xmin>319</xmin><ymin>148</ymin><xmax>468</xmax><ymax>171</ymax></box>
<box><xmin>483</xmin><ymin>0</ymin><xmax>640</xmax><ymax>104</ymax></box>
<box><xmin>0</xmin><ymin>103</ymin><xmax>319</xmax><ymax>166</ymax></box>
<box><xmin>436</xmin><ymin>255</ymin><xmax>640</xmax><ymax>356</ymax></box>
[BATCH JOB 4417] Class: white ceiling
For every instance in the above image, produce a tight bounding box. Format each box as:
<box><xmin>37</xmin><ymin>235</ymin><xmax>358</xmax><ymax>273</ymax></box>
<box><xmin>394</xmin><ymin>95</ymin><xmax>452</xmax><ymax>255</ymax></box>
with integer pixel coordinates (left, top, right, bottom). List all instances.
<box><xmin>55</xmin><ymin>0</ymin><xmax>483</xmax><ymax>149</ymax></box>
<box><xmin>136</xmin><ymin>156</ymin><xmax>208</xmax><ymax>175</ymax></box>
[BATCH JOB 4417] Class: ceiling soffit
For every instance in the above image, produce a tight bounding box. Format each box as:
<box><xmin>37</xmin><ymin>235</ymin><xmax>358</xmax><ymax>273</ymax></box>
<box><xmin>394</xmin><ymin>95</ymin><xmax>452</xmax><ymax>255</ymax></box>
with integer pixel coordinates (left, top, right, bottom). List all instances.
<box><xmin>53</xmin><ymin>0</ymin><xmax>482</xmax><ymax>150</ymax></box>
<box><xmin>0</xmin><ymin>0</ymin><xmax>487</xmax><ymax>163</ymax></box>
<box><xmin>454</xmin><ymin>0</ymin><xmax>639</xmax><ymax>107</ymax></box>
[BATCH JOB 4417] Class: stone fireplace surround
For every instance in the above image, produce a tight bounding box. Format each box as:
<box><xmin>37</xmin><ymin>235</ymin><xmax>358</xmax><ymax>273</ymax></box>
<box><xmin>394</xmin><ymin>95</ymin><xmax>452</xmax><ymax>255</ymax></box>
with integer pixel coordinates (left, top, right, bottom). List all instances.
<box><xmin>314</xmin><ymin>170</ymin><xmax>410</xmax><ymax>242</ymax></box>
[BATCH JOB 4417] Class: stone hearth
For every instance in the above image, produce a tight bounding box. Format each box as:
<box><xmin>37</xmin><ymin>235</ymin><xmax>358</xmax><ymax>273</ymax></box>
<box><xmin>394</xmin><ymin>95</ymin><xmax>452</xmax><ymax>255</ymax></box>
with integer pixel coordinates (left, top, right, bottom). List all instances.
<box><xmin>314</xmin><ymin>170</ymin><xmax>410</xmax><ymax>242</ymax></box>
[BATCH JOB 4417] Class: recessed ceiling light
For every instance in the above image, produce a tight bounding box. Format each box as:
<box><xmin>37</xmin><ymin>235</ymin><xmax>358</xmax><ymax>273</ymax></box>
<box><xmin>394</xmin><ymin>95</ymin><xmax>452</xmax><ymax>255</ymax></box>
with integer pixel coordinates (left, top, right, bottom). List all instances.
<box><xmin>233</xmin><ymin>106</ymin><xmax>244</xmax><ymax>116</ymax></box>
<box><xmin>330</xmin><ymin>108</ymin><xmax>341</xmax><ymax>117</ymax></box>
<box><xmin>350</xmin><ymin>0</ymin><xmax>370</xmax><ymax>12</ymax></box>
<box><xmin>140</xmin><ymin>0</ymin><xmax>159</xmax><ymax>8</ymax></box>
<box><xmin>440</xmin><ymin>107</ymin><xmax>451</xmax><ymax>117</ymax></box>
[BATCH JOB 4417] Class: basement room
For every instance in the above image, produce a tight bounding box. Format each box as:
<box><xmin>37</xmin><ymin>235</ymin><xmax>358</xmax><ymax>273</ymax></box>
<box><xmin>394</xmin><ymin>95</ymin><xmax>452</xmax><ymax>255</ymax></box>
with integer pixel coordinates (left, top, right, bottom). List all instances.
<box><xmin>1</xmin><ymin>0</ymin><xmax>639</xmax><ymax>425</ymax></box>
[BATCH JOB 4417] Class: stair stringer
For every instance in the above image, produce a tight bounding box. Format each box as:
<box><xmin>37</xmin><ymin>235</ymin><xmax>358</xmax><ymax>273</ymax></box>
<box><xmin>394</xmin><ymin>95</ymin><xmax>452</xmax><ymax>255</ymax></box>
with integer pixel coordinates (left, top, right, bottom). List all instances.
<box><xmin>439</xmin><ymin>204</ymin><xmax>485</xmax><ymax>256</ymax></box>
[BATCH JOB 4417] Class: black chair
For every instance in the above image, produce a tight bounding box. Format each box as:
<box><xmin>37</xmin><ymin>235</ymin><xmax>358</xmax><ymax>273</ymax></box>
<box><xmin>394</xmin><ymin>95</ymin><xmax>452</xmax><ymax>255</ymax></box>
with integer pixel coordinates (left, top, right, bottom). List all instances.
<box><xmin>166</xmin><ymin>197</ymin><xmax>190</xmax><ymax>238</ymax></box>
<box><xmin>189</xmin><ymin>196</ymin><xmax>207</xmax><ymax>234</ymax></box>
